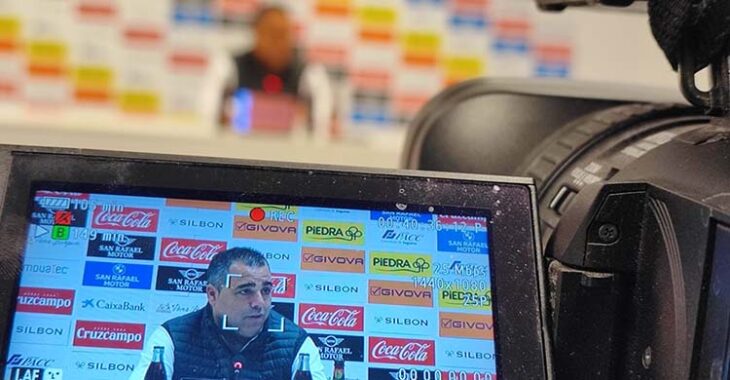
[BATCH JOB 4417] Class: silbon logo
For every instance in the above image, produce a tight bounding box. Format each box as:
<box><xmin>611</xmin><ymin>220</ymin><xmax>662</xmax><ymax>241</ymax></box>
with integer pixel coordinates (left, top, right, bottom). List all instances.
<box><xmin>75</xmin><ymin>361</ymin><xmax>135</xmax><ymax>372</ymax></box>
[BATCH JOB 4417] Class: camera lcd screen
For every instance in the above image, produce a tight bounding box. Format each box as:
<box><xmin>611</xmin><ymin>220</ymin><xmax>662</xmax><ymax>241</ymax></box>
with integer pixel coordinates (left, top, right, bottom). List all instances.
<box><xmin>5</xmin><ymin>189</ymin><xmax>494</xmax><ymax>380</ymax></box>
<box><xmin>0</xmin><ymin>147</ymin><xmax>549</xmax><ymax>380</ymax></box>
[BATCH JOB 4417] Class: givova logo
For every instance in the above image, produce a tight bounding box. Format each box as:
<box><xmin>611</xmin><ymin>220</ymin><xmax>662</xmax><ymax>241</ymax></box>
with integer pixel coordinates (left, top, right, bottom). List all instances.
<box><xmin>303</xmin><ymin>221</ymin><xmax>364</xmax><ymax>245</ymax></box>
<box><xmin>369</xmin><ymin>252</ymin><xmax>432</xmax><ymax>277</ymax></box>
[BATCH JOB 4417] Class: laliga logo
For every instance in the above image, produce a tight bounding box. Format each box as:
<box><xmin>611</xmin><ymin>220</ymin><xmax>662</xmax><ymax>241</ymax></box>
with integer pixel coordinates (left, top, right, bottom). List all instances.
<box><xmin>371</xmin><ymin>341</ymin><xmax>431</xmax><ymax>362</ymax></box>
<box><xmin>163</xmin><ymin>241</ymin><xmax>223</xmax><ymax>261</ymax></box>
<box><xmin>301</xmin><ymin>307</ymin><xmax>359</xmax><ymax>328</ymax></box>
<box><xmin>94</xmin><ymin>210</ymin><xmax>153</xmax><ymax>229</ymax></box>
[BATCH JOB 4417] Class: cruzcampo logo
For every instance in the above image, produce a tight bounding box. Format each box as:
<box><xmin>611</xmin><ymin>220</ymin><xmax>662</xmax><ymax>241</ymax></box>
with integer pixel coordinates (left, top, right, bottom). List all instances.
<box><xmin>303</xmin><ymin>221</ymin><xmax>365</xmax><ymax>246</ymax></box>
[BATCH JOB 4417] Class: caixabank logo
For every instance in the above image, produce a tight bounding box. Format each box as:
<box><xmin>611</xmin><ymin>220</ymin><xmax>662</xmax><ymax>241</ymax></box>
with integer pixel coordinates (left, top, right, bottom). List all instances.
<box><xmin>159</xmin><ymin>238</ymin><xmax>227</xmax><ymax>265</ymax></box>
<box><xmin>310</xmin><ymin>333</ymin><xmax>364</xmax><ymax>362</ymax></box>
<box><xmin>233</xmin><ymin>203</ymin><xmax>298</xmax><ymax>242</ymax></box>
<box><xmin>300</xmin><ymin>247</ymin><xmax>365</xmax><ymax>273</ymax></box>
<box><xmin>82</xmin><ymin>261</ymin><xmax>153</xmax><ymax>290</ymax></box>
<box><xmin>368</xmin><ymin>337</ymin><xmax>436</xmax><ymax>366</ymax></box>
<box><xmin>16</xmin><ymin>287</ymin><xmax>74</xmax><ymax>315</ymax></box>
<box><xmin>156</xmin><ymin>266</ymin><xmax>208</xmax><ymax>293</ymax></box>
<box><xmin>369</xmin><ymin>252</ymin><xmax>432</xmax><ymax>277</ymax></box>
<box><xmin>91</xmin><ymin>206</ymin><xmax>159</xmax><ymax>233</ymax></box>
<box><xmin>298</xmin><ymin>303</ymin><xmax>364</xmax><ymax>332</ymax></box>
<box><xmin>73</xmin><ymin>320</ymin><xmax>145</xmax><ymax>350</ymax></box>
<box><xmin>303</xmin><ymin>221</ymin><xmax>365</xmax><ymax>246</ymax></box>
<box><xmin>87</xmin><ymin>232</ymin><xmax>155</xmax><ymax>261</ymax></box>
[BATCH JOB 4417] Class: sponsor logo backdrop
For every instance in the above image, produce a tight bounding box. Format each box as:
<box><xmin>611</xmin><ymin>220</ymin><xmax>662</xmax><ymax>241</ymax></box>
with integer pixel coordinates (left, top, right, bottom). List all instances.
<box><xmin>6</xmin><ymin>192</ymin><xmax>495</xmax><ymax>380</ymax></box>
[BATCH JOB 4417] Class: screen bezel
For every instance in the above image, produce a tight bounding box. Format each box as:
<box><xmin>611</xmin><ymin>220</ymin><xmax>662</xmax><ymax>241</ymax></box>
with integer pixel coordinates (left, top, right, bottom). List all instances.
<box><xmin>0</xmin><ymin>146</ymin><xmax>549</xmax><ymax>379</ymax></box>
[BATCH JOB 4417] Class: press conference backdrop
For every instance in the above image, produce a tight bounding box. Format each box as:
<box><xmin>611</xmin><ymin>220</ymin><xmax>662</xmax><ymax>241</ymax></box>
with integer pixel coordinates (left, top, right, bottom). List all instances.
<box><xmin>0</xmin><ymin>0</ymin><xmax>576</xmax><ymax>135</ymax></box>
<box><xmin>5</xmin><ymin>191</ymin><xmax>494</xmax><ymax>380</ymax></box>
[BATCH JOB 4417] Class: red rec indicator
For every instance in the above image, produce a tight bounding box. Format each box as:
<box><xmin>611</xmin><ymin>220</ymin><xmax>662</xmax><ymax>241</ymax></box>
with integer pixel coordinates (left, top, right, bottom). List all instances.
<box><xmin>250</xmin><ymin>207</ymin><xmax>266</xmax><ymax>222</ymax></box>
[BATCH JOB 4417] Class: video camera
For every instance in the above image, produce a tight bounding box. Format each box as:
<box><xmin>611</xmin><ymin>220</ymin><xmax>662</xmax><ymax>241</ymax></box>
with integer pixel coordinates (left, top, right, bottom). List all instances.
<box><xmin>404</xmin><ymin>0</ymin><xmax>730</xmax><ymax>378</ymax></box>
<box><xmin>0</xmin><ymin>1</ymin><xmax>728</xmax><ymax>380</ymax></box>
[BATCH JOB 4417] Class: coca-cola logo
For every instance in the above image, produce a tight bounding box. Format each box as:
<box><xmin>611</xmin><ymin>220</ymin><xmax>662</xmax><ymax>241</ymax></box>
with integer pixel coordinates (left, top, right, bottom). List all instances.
<box><xmin>271</xmin><ymin>274</ymin><xmax>296</xmax><ymax>298</ymax></box>
<box><xmin>368</xmin><ymin>337</ymin><xmax>435</xmax><ymax>365</ymax></box>
<box><xmin>298</xmin><ymin>304</ymin><xmax>364</xmax><ymax>332</ymax></box>
<box><xmin>92</xmin><ymin>206</ymin><xmax>159</xmax><ymax>232</ymax></box>
<box><xmin>160</xmin><ymin>238</ymin><xmax>227</xmax><ymax>264</ymax></box>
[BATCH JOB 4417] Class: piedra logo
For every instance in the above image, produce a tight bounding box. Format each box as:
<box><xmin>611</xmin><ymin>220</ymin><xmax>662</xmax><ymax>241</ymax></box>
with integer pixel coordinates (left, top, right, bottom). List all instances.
<box><xmin>369</xmin><ymin>252</ymin><xmax>432</xmax><ymax>277</ymax></box>
<box><xmin>303</xmin><ymin>221</ymin><xmax>365</xmax><ymax>246</ymax></box>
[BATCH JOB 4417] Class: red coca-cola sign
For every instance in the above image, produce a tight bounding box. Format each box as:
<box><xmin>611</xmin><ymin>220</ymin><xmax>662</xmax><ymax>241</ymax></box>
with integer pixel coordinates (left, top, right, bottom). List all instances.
<box><xmin>368</xmin><ymin>337</ymin><xmax>436</xmax><ymax>366</ymax></box>
<box><xmin>160</xmin><ymin>238</ymin><xmax>227</xmax><ymax>264</ymax></box>
<box><xmin>92</xmin><ymin>206</ymin><xmax>159</xmax><ymax>232</ymax></box>
<box><xmin>298</xmin><ymin>303</ymin><xmax>364</xmax><ymax>332</ymax></box>
<box><xmin>271</xmin><ymin>273</ymin><xmax>296</xmax><ymax>298</ymax></box>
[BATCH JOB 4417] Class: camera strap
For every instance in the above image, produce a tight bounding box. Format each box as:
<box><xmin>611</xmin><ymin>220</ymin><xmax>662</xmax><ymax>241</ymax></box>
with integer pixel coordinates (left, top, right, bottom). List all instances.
<box><xmin>650</xmin><ymin>0</ymin><xmax>730</xmax><ymax>114</ymax></box>
<box><xmin>649</xmin><ymin>0</ymin><xmax>730</xmax><ymax>72</ymax></box>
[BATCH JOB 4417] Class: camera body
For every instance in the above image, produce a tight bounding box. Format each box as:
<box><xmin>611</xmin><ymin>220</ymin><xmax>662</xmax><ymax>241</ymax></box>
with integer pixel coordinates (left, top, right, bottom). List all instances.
<box><xmin>545</xmin><ymin>119</ymin><xmax>730</xmax><ymax>378</ymax></box>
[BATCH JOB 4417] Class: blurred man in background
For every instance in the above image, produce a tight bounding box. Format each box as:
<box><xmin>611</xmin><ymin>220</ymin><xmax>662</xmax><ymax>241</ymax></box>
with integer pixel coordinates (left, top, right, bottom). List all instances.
<box><xmin>234</xmin><ymin>6</ymin><xmax>303</xmax><ymax>97</ymax></box>
<box><xmin>222</xmin><ymin>5</ymin><xmax>333</xmax><ymax>137</ymax></box>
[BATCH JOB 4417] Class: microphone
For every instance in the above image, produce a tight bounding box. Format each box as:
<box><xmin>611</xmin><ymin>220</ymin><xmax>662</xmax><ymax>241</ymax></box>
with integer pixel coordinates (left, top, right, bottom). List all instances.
<box><xmin>233</xmin><ymin>361</ymin><xmax>243</xmax><ymax>380</ymax></box>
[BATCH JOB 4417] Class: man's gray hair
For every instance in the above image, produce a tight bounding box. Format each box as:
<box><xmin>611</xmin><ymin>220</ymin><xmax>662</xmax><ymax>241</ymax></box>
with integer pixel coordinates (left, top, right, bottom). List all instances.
<box><xmin>207</xmin><ymin>247</ymin><xmax>269</xmax><ymax>290</ymax></box>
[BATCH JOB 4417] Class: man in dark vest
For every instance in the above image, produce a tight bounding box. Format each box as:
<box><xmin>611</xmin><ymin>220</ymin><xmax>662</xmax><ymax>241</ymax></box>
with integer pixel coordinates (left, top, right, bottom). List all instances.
<box><xmin>221</xmin><ymin>5</ymin><xmax>333</xmax><ymax>135</ymax></box>
<box><xmin>130</xmin><ymin>247</ymin><xmax>326</xmax><ymax>380</ymax></box>
<box><xmin>234</xmin><ymin>6</ymin><xmax>304</xmax><ymax>98</ymax></box>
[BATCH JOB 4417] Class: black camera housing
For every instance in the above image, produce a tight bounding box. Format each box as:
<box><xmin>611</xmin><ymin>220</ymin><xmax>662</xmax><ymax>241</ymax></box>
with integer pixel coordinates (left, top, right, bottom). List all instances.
<box><xmin>403</xmin><ymin>78</ymin><xmax>730</xmax><ymax>379</ymax></box>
